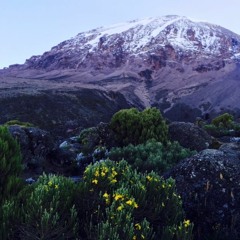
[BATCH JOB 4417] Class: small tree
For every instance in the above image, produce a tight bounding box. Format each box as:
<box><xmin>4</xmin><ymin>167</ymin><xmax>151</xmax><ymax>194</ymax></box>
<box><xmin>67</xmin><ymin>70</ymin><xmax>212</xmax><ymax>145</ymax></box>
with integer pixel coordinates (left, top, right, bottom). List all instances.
<box><xmin>110</xmin><ymin>108</ymin><xmax>168</xmax><ymax>146</ymax></box>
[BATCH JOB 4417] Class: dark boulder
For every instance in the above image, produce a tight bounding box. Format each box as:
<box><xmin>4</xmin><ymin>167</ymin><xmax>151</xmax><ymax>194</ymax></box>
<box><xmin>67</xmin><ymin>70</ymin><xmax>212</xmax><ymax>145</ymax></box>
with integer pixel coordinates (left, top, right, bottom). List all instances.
<box><xmin>169</xmin><ymin>122</ymin><xmax>212</xmax><ymax>151</ymax></box>
<box><xmin>8</xmin><ymin>126</ymin><xmax>54</xmax><ymax>175</ymax></box>
<box><xmin>166</xmin><ymin>149</ymin><xmax>240</xmax><ymax>239</ymax></box>
<box><xmin>219</xmin><ymin>142</ymin><xmax>240</xmax><ymax>158</ymax></box>
<box><xmin>78</xmin><ymin>122</ymin><xmax>115</xmax><ymax>154</ymax></box>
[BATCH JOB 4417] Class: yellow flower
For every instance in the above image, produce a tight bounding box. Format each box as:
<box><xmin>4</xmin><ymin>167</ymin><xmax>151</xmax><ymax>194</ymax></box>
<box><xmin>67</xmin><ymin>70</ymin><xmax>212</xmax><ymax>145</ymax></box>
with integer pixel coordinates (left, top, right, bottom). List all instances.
<box><xmin>114</xmin><ymin>194</ymin><xmax>124</xmax><ymax>201</ymax></box>
<box><xmin>141</xmin><ymin>234</ymin><xmax>145</xmax><ymax>239</ymax></box>
<box><xmin>55</xmin><ymin>184</ymin><xmax>59</xmax><ymax>189</ymax></box>
<box><xmin>133</xmin><ymin>202</ymin><xmax>138</xmax><ymax>208</ymax></box>
<box><xmin>146</xmin><ymin>175</ymin><xmax>152</xmax><ymax>181</ymax></box>
<box><xmin>133</xmin><ymin>236</ymin><xmax>137</xmax><ymax>240</ymax></box>
<box><xmin>126</xmin><ymin>199</ymin><xmax>138</xmax><ymax>208</ymax></box>
<box><xmin>48</xmin><ymin>181</ymin><xmax>53</xmax><ymax>187</ymax></box>
<box><xmin>112</xmin><ymin>170</ymin><xmax>118</xmax><ymax>177</ymax></box>
<box><xmin>110</xmin><ymin>179</ymin><xmax>117</xmax><ymax>184</ymax></box>
<box><xmin>92</xmin><ymin>179</ymin><xmax>98</xmax><ymax>184</ymax></box>
<box><xmin>126</xmin><ymin>199</ymin><xmax>133</xmax><ymax>206</ymax></box>
<box><xmin>103</xmin><ymin>192</ymin><xmax>109</xmax><ymax>198</ymax></box>
<box><xmin>162</xmin><ymin>202</ymin><xmax>165</xmax><ymax>207</ymax></box>
<box><xmin>162</xmin><ymin>184</ymin><xmax>165</xmax><ymax>188</ymax></box>
<box><xmin>101</xmin><ymin>171</ymin><xmax>106</xmax><ymax>177</ymax></box>
<box><xmin>183</xmin><ymin>219</ymin><xmax>191</xmax><ymax>228</ymax></box>
<box><xmin>94</xmin><ymin>170</ymin><xmax>100</xmax><ymax>177</ymax></box>
<box><xmin>135</xmin><ymin>223</ymin><xmax>141</xmax><ymax>230</ymax></box>
<box><xmin>117</xmin><ymin>204</ymin><xmax>124</xmax><ymax>211</ymax></box>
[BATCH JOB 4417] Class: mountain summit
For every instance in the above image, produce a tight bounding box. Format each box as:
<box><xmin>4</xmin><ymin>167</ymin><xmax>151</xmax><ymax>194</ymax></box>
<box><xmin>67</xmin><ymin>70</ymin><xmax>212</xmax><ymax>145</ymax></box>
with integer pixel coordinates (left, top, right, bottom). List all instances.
<box><xmin>1</xmin><ymin>15</ymin><xmax>240</xmax><ymax>131</ymax></box>
<box><xmin>6</xmin><ymin>15</ymin><xmax>240</xmax><ymax>73</ymax></box>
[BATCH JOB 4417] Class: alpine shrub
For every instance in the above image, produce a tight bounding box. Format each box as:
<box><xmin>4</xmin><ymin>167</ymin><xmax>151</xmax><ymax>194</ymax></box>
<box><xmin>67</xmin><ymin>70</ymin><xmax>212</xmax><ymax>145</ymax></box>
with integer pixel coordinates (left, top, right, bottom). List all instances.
<box><xmin>109</xmin><ymin>139</ymin><xmax>194</xmax><ymax>174</ymax></box>
<box><xmin>110</xmin><ymin>107</ymin><xmax>168</xmax><ymax>146</ymax></box>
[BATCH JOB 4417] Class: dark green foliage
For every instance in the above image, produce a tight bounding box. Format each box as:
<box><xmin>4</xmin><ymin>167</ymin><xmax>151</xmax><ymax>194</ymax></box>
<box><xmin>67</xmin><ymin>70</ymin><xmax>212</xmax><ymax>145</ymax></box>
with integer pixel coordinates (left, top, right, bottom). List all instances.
<box><xmin>211</xmin><ymin>113</ymin><xmax>234</xmax><ymax>128</ymax></box>
<box><xmin>1</xmin><ymin>175</ymin><xmax>79</xmax><ymax>240</ymax></box>
<box><xmin>109</xmin><ymin>140</ymin><xmax>194</xmax><ymax>174</ymax></box>
<box><xmin>4</xmin><ymin>119</ymin><xmax>34</xmax><ymax>127</ymax></box>
<box><xmin>0</xmin><ymin>126</ymin><xmax>23</xmax><ymax>239</ymax></box>
<box><xmin>78</xmin><ymin>127</ymin><xmax>100</xmax><ymax>154</ymax></box>
<box><xmin>77</xmin><ymin>160</ymin><xmax>193</xmax><ymax>239</ymax></box>
<box><xmin>0</xmin><ymin>126</ymin><xmax>22</xmax><ymax>202</ymax></box>
<box><xmin>110</xmin><ymin>107</ymin><xmax>168</xmax><ymax>146</ymax></box>
<box><xmin>204</xmin><ymin>113</ymin><xmax>240</xmax><ymax>137</ymax></box>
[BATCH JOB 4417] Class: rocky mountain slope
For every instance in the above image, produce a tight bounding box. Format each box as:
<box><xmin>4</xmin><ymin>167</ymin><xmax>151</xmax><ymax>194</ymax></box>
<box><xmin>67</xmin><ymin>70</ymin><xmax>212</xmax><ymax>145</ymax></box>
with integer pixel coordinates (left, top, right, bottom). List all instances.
<box><xmin>1</xmin><ymin>15</ymin><xmax>240</xmax><ymax>136</ymax></box>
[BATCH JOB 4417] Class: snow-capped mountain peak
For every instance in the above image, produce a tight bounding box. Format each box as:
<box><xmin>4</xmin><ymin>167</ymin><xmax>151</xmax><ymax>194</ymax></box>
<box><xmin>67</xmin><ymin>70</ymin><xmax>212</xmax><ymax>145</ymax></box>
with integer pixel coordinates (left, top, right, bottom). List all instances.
<box><xmin>5</xmin><ymin>15</ymin><xmax>240</xmax><ymax>73</ymax></box>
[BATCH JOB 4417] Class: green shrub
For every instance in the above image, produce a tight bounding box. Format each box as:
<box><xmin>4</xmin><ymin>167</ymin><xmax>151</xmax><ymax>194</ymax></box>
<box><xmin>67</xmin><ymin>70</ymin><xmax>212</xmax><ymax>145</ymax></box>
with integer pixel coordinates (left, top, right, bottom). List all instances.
<box><xmin>110</xmin><ymin>107</ymin><xmax>168</xmax><ymax>146</ymax></box>
<box><xmin>211</xmin><ymin>113</ymin><xmax>234</xmax><ymax>128</ymax></box>
<box><xmin>0</xmin><ymin>126</ymin><xmax>22</xmax><ymax>202</ymax></box>
<box><xmin>203</xmin><ymin>113</ymin><xmax>240</xmax><ymax>137</ymax></box>
<box><xmin>0</xmin><ymin>126</ymin><xmax>23</xmax><ymax>239</ymax></box>
<box><xmin>18</xmin><ymin>174</ymin><xmax>79</xmax><ymax>239</ymax></box>
<box><xmin>76</xmin><ymin>160</ymin><xmax>193</xmax><ymax>239</ymax></box>
<box><xmin>109</xmin><ymin>140</ymin><xmax>194</xmax><ymax>174</ymax></box>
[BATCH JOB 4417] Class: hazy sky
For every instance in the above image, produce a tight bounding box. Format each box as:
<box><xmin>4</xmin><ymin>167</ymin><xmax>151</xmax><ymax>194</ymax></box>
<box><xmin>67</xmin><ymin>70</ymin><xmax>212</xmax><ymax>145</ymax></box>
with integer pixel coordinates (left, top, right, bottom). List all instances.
<box><xmin>1</xmin><ymin>0</ymin><xmax>240</xmax><ymax>69</ymax></box>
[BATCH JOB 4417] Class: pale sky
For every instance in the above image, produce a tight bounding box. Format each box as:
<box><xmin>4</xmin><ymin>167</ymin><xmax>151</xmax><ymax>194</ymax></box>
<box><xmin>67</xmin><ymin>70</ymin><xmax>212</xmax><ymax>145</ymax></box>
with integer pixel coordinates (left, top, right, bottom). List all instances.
<box><xmin>1</xmin><ymin>0</ymin><xmax>240</xmax><ymax>69</ymax></box>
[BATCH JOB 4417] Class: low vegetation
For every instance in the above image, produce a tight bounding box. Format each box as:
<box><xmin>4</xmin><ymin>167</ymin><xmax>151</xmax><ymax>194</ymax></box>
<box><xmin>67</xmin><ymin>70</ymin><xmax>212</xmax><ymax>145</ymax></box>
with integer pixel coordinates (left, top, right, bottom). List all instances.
<box><xmin>109</xmin><ymin>139</ymin><xmax>194</xmax><ymax>174</ymax></box>
<box><xmin>204</xmin><ymin>113</ymin><xmax>240</xmax><ymax>137</ymax></box>
<box><xmin>4</xmin><ymin>109</ymin><xmax>240</xmax><ymax>239</ymax></box>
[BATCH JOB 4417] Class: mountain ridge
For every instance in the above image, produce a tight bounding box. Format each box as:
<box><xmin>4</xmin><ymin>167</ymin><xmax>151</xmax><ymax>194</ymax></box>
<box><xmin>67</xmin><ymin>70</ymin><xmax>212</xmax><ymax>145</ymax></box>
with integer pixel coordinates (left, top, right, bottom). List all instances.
<box><xmin>1</xmin><ymin>15</ymin><xmax>240</xmax><ymax>136</ymax></box>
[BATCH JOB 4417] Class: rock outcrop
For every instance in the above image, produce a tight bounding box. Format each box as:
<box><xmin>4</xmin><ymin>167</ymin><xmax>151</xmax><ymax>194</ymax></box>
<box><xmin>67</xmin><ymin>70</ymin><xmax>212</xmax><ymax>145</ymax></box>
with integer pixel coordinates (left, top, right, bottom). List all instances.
<box><xmin>166</xmin><ymin>149</ymin><xmax>240</xmax><ymax>239</ymax></box>
<box><xmin>168</xmin><ymin>122</ymin><xmax>212</xmax><ymax>151</ymax></box>
<box><xmin>8</xmin><ymin>125</ymin><xmax>54</xmax><ymax>176</ymax></box>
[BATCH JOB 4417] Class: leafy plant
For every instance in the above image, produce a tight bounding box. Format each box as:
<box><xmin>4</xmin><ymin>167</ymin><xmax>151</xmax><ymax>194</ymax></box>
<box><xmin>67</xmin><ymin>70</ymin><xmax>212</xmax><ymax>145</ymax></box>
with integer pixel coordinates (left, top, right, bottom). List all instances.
<box><xmin>0</xmin><ymin>126</ymin><xmax>23</xmax><ymax>239</ymax></box>
<box><xmin>0</xmin><ymin>126</ymin><xmax>23</xmax><ymax>203</ymax></box>
<box><xmin>204</xmin><ymin>113</ymin><xmax>240</xmax><ymax>137</ymax></box>
<box><xmin>18</xmin><ymin>174</ymin><xmax>79</xmax><ymax>239</ymax></box>
<box><xmin>110</xmin><ymin>107</ymin><xmax>168</xmax><ymax>146</ymax></box>
<box><xmin>109</xmin><ymin>139</ymin><xmax>194</xmax><ymax>174</ymax></box>
<box><xmin>211</xmin><ymin>113</ymin><xmax>234</xmax><ymax>128</ymax></box>
<box><xmin>76</xmin><ymin>159</ymin><xmax>193</xmax><ymax>239</ymax></box>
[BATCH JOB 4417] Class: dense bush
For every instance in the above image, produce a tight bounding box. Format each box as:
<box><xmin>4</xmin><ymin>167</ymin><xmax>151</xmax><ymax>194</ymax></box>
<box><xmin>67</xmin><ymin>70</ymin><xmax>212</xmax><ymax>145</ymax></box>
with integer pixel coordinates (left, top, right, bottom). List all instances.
<box><xmin>0</xmin><ymin>126</ymin><xmax>23</xmax><ymax>203</ymax></box>
<box><xmin>204</xmin><ymin>113</ymin><xmax>240</xmax><ymax>137</ymax></box>
<box><xmin>109</xmin><ymin>140</ymin><xmax>194</xmax><ymax>174</ymax></box>
<box><xmin>77</xmin><ymin>160</ymin><xmax>193</xmax><ymax>239</ymax></box>
<box><xmin>2</xmin><ymin>174</ymin><xmax>79</xmax><ymax>240</ymax></box>
<box><xmin>211</xmin><ymin>113</ymin><xmax>234</xmax><ymax>128</ymax></box>
<box><xmin>110</xmin><ymin>107</ymin><xmax>168</xmax><ymax>146</ymax></box>
<box><xmin>0</xmin><ymin>126</ymin><xmax>23</xmax><ymax>239</ymax></box>
<box><xmin>1</xmin><ymin>159</ymin><xmax>193</xmax><ymax>240</ymax></box>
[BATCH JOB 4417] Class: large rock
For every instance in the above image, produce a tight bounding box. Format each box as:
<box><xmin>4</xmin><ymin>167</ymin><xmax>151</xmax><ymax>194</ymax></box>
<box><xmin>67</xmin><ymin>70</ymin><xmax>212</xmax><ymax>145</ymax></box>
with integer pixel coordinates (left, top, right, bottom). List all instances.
<box><xmin>168</xmin><ymin>122</ymin><xmax>212</xmax><ymax>151</ymax></box>
<box><xmin>8</xmin><ymin>126</ymin><xmax>54</xmax><ymax>175</ymax></box>
<box><xmin>166</xmin><ymin>149</ymin><xmax>240</xmax><ymax>239</ymax></box>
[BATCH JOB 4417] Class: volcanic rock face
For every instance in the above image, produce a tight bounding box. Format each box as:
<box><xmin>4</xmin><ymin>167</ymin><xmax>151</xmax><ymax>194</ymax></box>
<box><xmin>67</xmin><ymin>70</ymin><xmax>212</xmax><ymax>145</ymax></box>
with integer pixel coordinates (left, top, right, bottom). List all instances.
<box><xmin>1</xmin><ymin>15</ymin><xmax>240</xmax><ymax>135</ymax></box>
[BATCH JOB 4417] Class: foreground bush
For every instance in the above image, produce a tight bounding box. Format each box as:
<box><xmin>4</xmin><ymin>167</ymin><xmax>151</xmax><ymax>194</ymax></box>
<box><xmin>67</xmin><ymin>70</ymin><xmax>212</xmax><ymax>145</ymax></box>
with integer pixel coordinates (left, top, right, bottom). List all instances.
<box><xmin>0</xmin><ymin>126</ymin><xmax>23</xmax><ymax>239</ymax></box>
<box><xmin>77</xmin><ymin>160</ymin><xmax>193</xmax><ymax>239</ymax></box>
<box><xmin>2</xmin><ymin>174</ymin><xmax>79</xmax><ymax>240</ymax></box>
<box><xmin>1</xmin><ymin>159</ymin><xmax>193</xmax><ymax>239</ymax></box>
<box><xmin>109</xmin><ymin>140</ymin><xmax>194</xmax><ymax>174</ymax></box>
<box><xmin>110</xmin><ymin>107</ymin><xmax>168</xmax><ymax>146</ymax></box>
<box><xmin>0</xmin><ymin>126</ymin><xmax>22</xmax><ymax>203</ymax></box>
